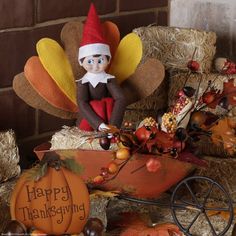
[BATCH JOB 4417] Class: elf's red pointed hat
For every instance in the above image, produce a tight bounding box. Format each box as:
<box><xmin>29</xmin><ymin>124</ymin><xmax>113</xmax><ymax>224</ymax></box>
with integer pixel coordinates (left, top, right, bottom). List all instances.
<box><xmin>78</xmin><ymin>3</ymin><xmax>111</xmax><ymax>61</ymax></box>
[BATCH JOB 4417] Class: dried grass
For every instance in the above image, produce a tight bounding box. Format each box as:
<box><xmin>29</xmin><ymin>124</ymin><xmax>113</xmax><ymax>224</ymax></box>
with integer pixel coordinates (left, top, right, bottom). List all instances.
<box><xmin>50</xmin><ymin>126</ymin><xmax>117</xmax><ymax>151</ymax></box>
<box><xmin>195</xmin><ymin>156</ymin><xmax>236</xmax><ymax>201</ymax></box>
<box><xmin>0</xmin><ymin>130</ymin><xmax>21</xmax><ymax>183</ymax></box>
<box><xmin>107</xmin><ymin>197</ymin><xmax>234</xmax><ymax>236</ymax></box>
<box><xmin>133</xmin><ymin>26</ymin><xmax>216</xmax><ymax>73</ymax></box>
<box><xmin>0</xmin><ymin>179</ymin><xmax>18</xmax><ymax>232</ymax></box>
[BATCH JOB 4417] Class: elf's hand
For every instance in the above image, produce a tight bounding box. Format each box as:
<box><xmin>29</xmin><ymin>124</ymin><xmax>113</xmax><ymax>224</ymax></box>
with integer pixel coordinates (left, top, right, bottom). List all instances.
<box><xmin>98</xmin><ymin>123</ymin><xmax>113</xmax><ymax>138</ymax></box>
<box><xmin>98</xmin><ymin>123</ymin><xmax>110</xmax><ymax>131</ymax></box>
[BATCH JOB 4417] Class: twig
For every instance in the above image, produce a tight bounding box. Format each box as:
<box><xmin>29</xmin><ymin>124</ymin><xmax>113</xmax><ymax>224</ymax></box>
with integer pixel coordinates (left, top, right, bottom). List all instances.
<box><xmin>197</xmin><ymin>91</ymin><xmax>235</xmax><ymax>111</ymax></box>
<box><xmin>103</xmin><ymin>144</ymin><xmax>144</xmax><ymax>184</ymax></box>
<box><xmin>192</xmin><ymin>47</ymin><xmax>198</xmax><ymax>60</ymax></box>
<box><xmin>130</xmin><ymin>164</ymin><xmax>146</xmax><ymax>174</ymax></box>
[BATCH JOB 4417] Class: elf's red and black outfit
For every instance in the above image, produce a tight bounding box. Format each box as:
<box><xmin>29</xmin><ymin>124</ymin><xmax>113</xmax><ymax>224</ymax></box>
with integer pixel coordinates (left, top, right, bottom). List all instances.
<box><xmin>76</xmin><ymin>3</ymin><xmax>126</xmax><ymax>131</ymax></box>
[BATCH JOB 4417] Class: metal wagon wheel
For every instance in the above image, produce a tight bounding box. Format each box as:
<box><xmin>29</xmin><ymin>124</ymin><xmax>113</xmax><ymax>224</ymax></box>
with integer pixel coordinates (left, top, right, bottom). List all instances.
<box><xmin>170</xmin><ymin>176</ymin><xmax>234</xmax><ymax>236</ymax></box>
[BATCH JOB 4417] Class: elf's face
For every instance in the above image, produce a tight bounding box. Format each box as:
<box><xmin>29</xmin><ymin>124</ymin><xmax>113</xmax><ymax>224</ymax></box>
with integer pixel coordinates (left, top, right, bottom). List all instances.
<box><xmin>82</xmin><ymin>55</ymin><xmax>109</xmax><ymax>74</ymax></box>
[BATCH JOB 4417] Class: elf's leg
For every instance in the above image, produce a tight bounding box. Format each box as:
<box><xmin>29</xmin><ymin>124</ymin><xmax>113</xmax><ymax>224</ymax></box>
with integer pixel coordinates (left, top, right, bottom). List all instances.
<box><xmin>102</xmin><ymin>97</ymin><xmax>114</xmax><ymax>122</ymax></box>
<box><xmin>79</xmin><ymin>99</ymin><xmax>107</xmax><ymax>131</ymax></box>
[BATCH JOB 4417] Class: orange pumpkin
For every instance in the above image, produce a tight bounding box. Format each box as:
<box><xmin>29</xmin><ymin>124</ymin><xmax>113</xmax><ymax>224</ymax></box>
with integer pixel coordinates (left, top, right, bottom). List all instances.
<box><xmin>10</xmin><ymin>164</ymin><xmax>90</xmax><ymax>234</ymax></box>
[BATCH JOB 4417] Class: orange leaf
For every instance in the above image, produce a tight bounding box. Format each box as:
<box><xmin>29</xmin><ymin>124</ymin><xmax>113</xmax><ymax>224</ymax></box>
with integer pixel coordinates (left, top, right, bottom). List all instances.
<box><xmin>115</xmin><ymin>212</ymin><xmax>183</xmax><ymax>236</ymax></box>
<box><xmin>102</xmin><ymin>21</ymin><xmax>120</xmax><ymax>69</ymax></box>
<box><xmin>210</xmin><ymin>117</ymin><xmax>236</xmax><ymax>155</ymax></box>
<box><xmin>121</xmin><ymin>223</ymin><xmax>183</xmax><ymax>236</ymax></box>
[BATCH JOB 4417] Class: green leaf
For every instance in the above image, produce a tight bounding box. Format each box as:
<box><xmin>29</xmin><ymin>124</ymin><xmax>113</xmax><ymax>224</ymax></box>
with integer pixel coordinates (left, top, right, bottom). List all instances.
<box><xmin>25</xmin><ymin>163</ymin><xmax>48</xmax><ymax>181</ymax></box>
<box><xmin>62</xmin><ymin>158</ymin><xmax>84</xmax><ymax>175</ymax></box>
<box><xmin>56</xmin><ymin>150</ymin><xmax>76</xmax><ymax>158</ymax></box>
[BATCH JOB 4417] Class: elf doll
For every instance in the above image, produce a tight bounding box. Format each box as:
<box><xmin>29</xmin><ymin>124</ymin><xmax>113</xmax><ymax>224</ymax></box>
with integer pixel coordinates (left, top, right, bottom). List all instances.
<box><xmin>76</xmin><ymin>3</ymin><xmax>126</xmax><ymax>132</ymax></box>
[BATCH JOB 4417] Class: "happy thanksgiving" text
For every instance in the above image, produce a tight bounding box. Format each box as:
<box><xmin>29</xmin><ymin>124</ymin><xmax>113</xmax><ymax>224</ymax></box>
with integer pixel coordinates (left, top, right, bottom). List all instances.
<box><xmin>18</xmin><ymin>185</ymin><xmax>86</xmax><ymax>224</ymax></box>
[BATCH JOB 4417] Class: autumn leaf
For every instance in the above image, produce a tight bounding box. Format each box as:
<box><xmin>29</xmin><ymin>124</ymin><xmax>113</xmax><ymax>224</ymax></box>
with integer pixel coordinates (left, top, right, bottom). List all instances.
<box><xmin>56</xmin><ymin>150</ymin><xmax>76</xmax><ymax>159</ymax></box>
<box><xmin>25</xmin><ymin>163</ymin><xmax>48</xmax><ymax>181</ymax></box>
<box><xmin>177</xmin><ymin>151</ymin><xmax>208</xmax><ymax>167</ymax></box>
<box><xmin>62</xmin><ymin>158</ymin><xmax>84</xmax><ymax>175</ymax></box>
<box><xmin>210</xmin><ymin>117</ymin><xmax>236</xmax><ymax>155</ymax></box>
<box><xmin>112</xmin><ymin>212</ymin><xmax>183</xmax><ymax>236</ymax></box>
<box><xmin>146</xmin><ymin>130</ymin><xmax>174</xmax><ymax>153</ymax></box>
<box><xmin>207</xmin><ymin>79</ymin><xmax>236</xmax><ymax>109</ymax></box>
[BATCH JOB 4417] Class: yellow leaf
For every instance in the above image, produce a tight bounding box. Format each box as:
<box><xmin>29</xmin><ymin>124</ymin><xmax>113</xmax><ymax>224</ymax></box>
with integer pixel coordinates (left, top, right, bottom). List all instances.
<box><xmin>36</xmin><ymin>38</ymin><xmax>76</xmax><ymax>104</ymax></box>
<box><xmin>109</xmin><ymin>33</ymin><xmax>142</xmax><ymax>84</ymax></box>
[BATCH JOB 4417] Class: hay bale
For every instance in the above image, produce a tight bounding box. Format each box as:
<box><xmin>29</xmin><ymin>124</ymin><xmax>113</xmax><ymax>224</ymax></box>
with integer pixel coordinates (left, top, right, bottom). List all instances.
<box><xmin>168</xmin><ymin>72</ymin><xmax>236</xmax><ymax>115</ymax></box>
<box><xmin>89</xmin><ymin>194</ymin><xmax>112</xmax><ymax>229</ymax></box>
<box><xmin>195</xmin><ymin>156</ymin><xmax>236</xmax><ymax>201</ymax></box>
<box><xmin>50</xmin><ymin>126</ymin><xmax>117</xmax><ymax>150</ymax></box>
<box><xmin>0</xmin><ymin>130</ymin><xmax>21</xmax><ymax>183</ymax></box>
<box><xmin>0</xmin><ymin>179</ymin><xmax>17</xmax><ymax>232</ymax></box>
<box><xmin>133</xmin><ymin>26</ymin><xmax>216</xmax><ymax>73</ymax></box>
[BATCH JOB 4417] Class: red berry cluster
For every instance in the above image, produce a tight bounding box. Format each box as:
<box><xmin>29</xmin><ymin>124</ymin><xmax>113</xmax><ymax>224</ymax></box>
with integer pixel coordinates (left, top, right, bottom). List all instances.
<box><xmin>187</xmin><ymin>60</ymin><xmax>200</xmax><ymax>72</ymax></box>
<box><xmin>93</xmin><ymin>147</ymin><xmax>131</xmax><ymax>185</ymax></box>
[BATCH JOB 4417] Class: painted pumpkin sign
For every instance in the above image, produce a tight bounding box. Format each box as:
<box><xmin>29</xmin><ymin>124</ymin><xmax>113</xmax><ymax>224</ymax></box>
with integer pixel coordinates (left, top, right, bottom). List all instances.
<box><xmin>10</xmin><ymin>153</ymin><xmax>90</xmax><ymax>234</ymax></box>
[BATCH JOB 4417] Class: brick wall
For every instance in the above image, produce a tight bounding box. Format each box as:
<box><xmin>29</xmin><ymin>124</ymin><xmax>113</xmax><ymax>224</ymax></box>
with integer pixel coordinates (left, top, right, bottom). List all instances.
<box><xmin>0</xmin><ymin>0</ymin><xmax>169</xmax><ymax>168</ymax></box>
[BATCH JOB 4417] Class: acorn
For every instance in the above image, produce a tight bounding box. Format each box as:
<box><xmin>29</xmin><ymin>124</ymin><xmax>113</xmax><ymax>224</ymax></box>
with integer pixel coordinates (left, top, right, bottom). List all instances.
<box><xmin>3</xmin><ymin>220</ymin><xmax>27</xmax><ymax>235</ymax></box>
<box><xmin>83</xmin><ymin>218</ymin><xmax>104</xmax><ymax>236</ymax></box>
<box><xmin>190</xmin><ymin>111</ymin><xmax>207</xmax><ymax>129</ymax></box>
<box><xmin>99</xmin><ymin>137</ymin><xmax>110</xmax><ymax>150</ymax></box>
<box><xmin>118</xmin><ymin>134</ymin><xmax>133</xmax><ymax>149</ymax></box>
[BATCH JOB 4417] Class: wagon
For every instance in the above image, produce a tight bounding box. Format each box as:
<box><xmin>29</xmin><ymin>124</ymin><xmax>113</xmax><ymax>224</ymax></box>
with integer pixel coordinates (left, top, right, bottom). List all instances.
<box><xmin>34</xmin><ymin>142</ymin><xmax>234</xmax><ymax>236</ymax></box>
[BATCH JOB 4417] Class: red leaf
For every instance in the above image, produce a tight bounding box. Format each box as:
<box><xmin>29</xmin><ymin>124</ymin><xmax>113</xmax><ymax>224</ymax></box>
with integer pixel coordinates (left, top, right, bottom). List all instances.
<box><xmin>146</xmin><ymin>130</ymin><xmax>174</xmax><ymax>152</ymax></box>
<box><xmin>207</xmin><ymin>79</ymin><xmax>236</xmax><ymax>109</ymax></box>
<box><xmin>177</xmin><ymin>151</ymin><xmax>208</xmax><ymax>167</ymax></box>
